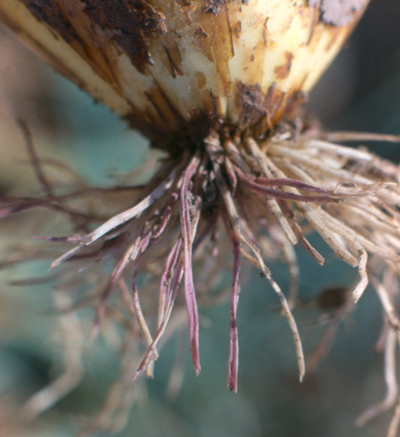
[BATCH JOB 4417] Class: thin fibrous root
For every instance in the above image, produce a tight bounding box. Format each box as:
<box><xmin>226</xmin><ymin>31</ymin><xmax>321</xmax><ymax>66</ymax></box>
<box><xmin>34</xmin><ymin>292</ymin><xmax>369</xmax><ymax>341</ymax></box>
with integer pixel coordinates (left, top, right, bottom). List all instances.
<box><xmin>356</xmin><ymin>329</ymin><xmax>398</xmax><ymax>427</ymax></box>
<box><xmin>20</xmin><ymin>290</ymin><xmax>83</xmax><ymax>421</ymax></box>
<box><xmin>179</xmin><ymin>154</ymin><xmax>202</xmax><ymax>375</ymax></box>
<box><xmin>372</xmin><ymin>276</ymin><xmax>400</xmax><ymax>336</ymax></box>
<box><xmin>322</xmin><ymin>131</ymin><xmax>400</xmax><ymax>144</ymax></box>
<box><xmin>352</xmin><ymin>248</ymin><xmax>368</xmax><ymax>304</ymax></box>
<box><xmin>206</xmin><ymin>133</ymin><xmax>306</xmax><ymax>383</ymax></box>
<box><xmin>388</xmin><ymin>393</ymin><xmax>400</xmax><ymax>437</ymax></box>
<box><xmin>8</xmin><ymin>123</ymin><xmax>400</xmax><ymax>435</ymax></box>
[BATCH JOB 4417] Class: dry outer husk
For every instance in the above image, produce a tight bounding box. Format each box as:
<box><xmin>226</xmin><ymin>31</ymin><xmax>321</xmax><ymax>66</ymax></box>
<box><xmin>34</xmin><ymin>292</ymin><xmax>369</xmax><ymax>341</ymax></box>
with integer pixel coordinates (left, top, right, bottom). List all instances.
<box><xmin>0</xmin><ymin>0</ymin><xmax>368</xmax><ymax>143</ymax></box>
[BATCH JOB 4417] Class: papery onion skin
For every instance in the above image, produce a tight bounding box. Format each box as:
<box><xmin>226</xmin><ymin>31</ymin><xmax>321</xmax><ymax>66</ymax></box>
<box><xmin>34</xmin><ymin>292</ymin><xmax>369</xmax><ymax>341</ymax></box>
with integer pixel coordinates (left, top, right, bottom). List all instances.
<box><xmin>0</xmin><ymin>0</ymin><xmax>369</xmax><ymax>144</ymax></box>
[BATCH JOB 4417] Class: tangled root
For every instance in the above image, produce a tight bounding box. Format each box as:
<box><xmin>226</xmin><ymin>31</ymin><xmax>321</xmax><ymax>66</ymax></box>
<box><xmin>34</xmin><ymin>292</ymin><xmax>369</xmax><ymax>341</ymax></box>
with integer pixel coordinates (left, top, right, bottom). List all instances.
<box><xmin>3</xmin><ymin>120</ymin><xmax>400</xmax><ymax>436</ymax></box>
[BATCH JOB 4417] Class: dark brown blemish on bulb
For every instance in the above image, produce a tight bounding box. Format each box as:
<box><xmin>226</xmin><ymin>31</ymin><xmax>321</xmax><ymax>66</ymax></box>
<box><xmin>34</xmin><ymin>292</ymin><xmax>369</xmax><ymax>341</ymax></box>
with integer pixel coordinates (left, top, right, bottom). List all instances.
<box><xmin>274</xmin><ymin>51</ymin><xmax>293</xmax><ymax>80</ymax></box>
<box><xmin>22</xmin><ymin>0</ymin><xmax>82</xmax><ymax>43</ymax></box>
<box><xmin>81</xmin><ymin>0</ymin><xmax>167</xmax><ymax>73</ymax></box>
<box><xmin>235</xmin><ymin>82</ymin><xmax>266</xmax><ymax>127</ymax></box>
<box><xmin>235</xmin><ymin>81</ymin><xmax>304</xmax><ymax>132</ymax></box>
<box><xmin>23</xmin><ymin>0</ymin><xmax>167</xmax><ymax>74</ymax></box>
<box><xmin>233</xmin><ymin>21</ymin><xmax>241</xmax><ymax>39</ymax></box>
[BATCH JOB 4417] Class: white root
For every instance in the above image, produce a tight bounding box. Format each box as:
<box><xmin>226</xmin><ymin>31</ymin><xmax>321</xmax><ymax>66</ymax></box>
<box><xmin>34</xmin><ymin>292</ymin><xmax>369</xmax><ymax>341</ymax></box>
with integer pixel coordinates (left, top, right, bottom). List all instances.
<box><xmin>279</xmin><ymin>235</ymin><xmax>299</xmax><ymax>310</ymax></box>
<box><xmin>82</xmin><ymin>167</ymin><xmax>178</xmax><ymax>245</ymax></box>
<box><xmin>207</xmin><ymin>134</ymin><xmax>306</xmax><ymax>382</ymax></box>
<box><xmin>247</xmin><ymin>138</ymin><xmax>298</xmax><ymax>246</ymax></box>
<box><xmin>322</xmin><ymin>131</ymin><xmax>400</xmax><ymax>144</ymax></box>
<box><xmin>22</xmin><ymin>124</ymin><xmax>400</xmax><ymax>435</ymax></box>
<box><xmin>356</xmin><ymin>330</ymin><xmax>398</xmax><ymax>427</ymax></box>
<box><xmin>50</xmin><ymin>167</ymin><xmax>179</xmax><ymax>269</ymax></box>
<box><xmin>372</xmin><ymin>276</ymin><xmax>400</xmax><ymax>334</ymax></box>
<box><xmin>20</xmin><ymin>291</ymin><xmax>84</xmax><ymax>421</ymax></box>
<box><xmin>388</xmin><ymin>394</ymin><xmax>400</xmax><ymax>437</ymax></box>
<box><xmin>352</xmin><ymin>248</ymin><xmax>369</xmax><ymax>304</ymax></box>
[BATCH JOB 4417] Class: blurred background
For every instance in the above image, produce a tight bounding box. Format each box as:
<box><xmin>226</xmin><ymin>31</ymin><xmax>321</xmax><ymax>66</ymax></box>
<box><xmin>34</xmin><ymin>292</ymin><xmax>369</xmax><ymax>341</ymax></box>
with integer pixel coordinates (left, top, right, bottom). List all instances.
<box><xmin>0</xmin><ymin>0</ymin><xmax>400</xmax><ymax>436</ymax></box>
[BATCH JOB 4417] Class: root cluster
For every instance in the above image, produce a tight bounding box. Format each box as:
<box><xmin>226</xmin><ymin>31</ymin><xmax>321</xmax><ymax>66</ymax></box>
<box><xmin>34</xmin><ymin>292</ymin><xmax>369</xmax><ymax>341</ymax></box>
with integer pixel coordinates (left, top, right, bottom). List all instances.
<box><xmin>2</xmin><ymin>121</ymin><xmax>400</xmax><ymax>436</ymax></box>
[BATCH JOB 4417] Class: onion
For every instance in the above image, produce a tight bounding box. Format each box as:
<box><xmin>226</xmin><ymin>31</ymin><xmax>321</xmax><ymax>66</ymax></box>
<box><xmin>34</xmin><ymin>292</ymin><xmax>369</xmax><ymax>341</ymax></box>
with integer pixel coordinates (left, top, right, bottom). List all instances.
<box><xmin>1</xmin><ymin>1</ymin><xmax>400</xmax><ymax>436</ymax></box>
<box><xmin>0</xmin><ymin>1</ymin><xmax>368</xmax><ymax>139</ymax></box>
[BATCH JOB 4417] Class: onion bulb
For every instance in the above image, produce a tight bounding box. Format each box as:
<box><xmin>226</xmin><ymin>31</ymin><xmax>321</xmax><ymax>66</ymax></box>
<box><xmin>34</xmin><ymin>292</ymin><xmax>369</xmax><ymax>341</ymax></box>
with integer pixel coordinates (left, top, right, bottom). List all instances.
<box><xmin>0</xmin><ymin>0</ymin><xmax>368</xmax><ymax>140</ymax></box>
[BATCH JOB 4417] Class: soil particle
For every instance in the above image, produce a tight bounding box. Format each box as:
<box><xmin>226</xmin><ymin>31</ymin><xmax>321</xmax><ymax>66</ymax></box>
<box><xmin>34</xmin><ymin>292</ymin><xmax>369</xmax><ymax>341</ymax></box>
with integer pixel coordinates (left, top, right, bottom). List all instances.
<box><xmin>22</xmin><ymin>1</ymin><xmax>81</xmax><ymax>43</ymax></box>
<box><xmin>236</xmin><ymin>82</ymin><xmax>266</xmax><ymax>127</ymax></box>
<box><xmin>25</xmin><ymin>0</ymin><xmax>167</xmax><ymax>74</ymax></box>
<box><xmin>204</xmin><ymin>0</ymin><xmax>226</xmax><ymax>15</ymax></box>
<box><xmin>82</xmin><ymin>0</ymin><xmax>166</xmax><ymax>73</ymax></box>
<box><xmin>236</xmin><ymin>82</ymin><xmax>304</xmax><ymax>134</ymax></box>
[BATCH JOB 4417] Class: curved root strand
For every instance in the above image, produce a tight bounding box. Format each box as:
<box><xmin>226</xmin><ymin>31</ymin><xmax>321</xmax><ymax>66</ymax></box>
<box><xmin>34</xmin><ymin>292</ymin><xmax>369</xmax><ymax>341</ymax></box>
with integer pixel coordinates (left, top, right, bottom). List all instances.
<box><xmin>6</xmin><ymin>124</ymin><xmax>400</xmax><ymax>434</ymax></box>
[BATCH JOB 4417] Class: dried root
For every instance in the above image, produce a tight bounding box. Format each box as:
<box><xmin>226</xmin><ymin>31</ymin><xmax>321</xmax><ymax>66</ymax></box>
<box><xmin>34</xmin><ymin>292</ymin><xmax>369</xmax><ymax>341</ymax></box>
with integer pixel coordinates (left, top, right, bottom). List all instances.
<box><xmin>20</xmin><ymin>289</ymin><xmax>84</xmax><ymax>422</ymax></box>
<box><xmin>356</xmin><ymin>266</ymin><xmax>400</xmax><ymax>437</ymax></box>
<box><xmin>3</xmin><ymin>121</ymin><xmax>400</xmax><ymax>435</ymax></box>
